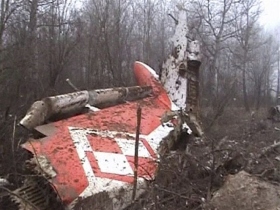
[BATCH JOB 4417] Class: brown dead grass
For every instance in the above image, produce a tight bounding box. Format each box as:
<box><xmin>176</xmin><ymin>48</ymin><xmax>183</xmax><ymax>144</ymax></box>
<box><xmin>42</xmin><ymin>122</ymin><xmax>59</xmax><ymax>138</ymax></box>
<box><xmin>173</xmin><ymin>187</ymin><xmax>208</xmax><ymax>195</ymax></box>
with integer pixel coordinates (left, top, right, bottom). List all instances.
<box><xmin>126</xmin><ymin>107</ymin><xmax>280</xmax><ymax>210</ymax></box>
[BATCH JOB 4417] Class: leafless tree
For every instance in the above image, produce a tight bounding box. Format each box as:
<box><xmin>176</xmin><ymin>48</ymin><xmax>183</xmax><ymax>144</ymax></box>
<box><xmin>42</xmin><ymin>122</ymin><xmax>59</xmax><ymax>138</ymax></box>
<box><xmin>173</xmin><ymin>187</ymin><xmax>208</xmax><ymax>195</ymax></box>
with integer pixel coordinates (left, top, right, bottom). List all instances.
<box><xmin>232</xmin><ymin>0</ymin><xmax>262</xmax><ymax>111</ymax></box>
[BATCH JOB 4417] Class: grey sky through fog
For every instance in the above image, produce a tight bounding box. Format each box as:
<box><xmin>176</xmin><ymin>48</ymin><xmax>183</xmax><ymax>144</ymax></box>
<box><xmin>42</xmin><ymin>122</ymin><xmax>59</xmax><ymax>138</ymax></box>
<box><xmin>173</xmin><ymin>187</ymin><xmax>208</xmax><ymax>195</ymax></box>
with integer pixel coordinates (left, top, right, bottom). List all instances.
<box><xmin>259</xmin><ymin>0</ymin><xmax>280</xmax><ymax>29</ymax></box>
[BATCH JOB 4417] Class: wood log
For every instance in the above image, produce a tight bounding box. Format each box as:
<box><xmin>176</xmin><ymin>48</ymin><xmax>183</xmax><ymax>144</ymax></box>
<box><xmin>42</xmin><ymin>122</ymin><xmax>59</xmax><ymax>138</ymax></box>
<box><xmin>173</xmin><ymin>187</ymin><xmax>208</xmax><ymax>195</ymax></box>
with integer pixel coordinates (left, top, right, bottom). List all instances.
<box><xmin>20</xmin><ymin>86</ymin><xmax>152</xmax><ymax>130</ymax></box>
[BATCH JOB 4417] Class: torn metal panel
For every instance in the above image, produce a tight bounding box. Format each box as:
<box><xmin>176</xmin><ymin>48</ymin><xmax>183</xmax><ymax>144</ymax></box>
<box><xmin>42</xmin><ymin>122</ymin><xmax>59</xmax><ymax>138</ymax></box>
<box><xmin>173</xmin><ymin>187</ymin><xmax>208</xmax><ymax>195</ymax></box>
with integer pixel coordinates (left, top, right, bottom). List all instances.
<box><xmin>19</xmin><ymin>61</ymin><xmax>186</xmax><ymax>209</ymax></box>
<box><xmin>160</xmin><ymin>9</ymin><xmax>188</xmax><ymax>110</ymax></box>
<box><xmin>26</xmin><ymin>155</ymin><xmax>57</xmax><ymax>179</ymax></box>
<box><xmin>160</xmin><ymin>10</ymin><xmax>202</xmax><ymax>113</ymax></box>
<box><xmin>187</xmin><ymin>40</ymin><xmax>201</xmax><ymax>118</ymax></box>
<box><xmin>188</xmin><ymin>40</ymin><xmax>201</xmax><ymax>64</ymax></box>
<box><xmin>159</xmin><ymin>8</ymin><xmax>202</xmax><ymax>136</ymax></box>
<box><xmin>34</xmin><ymin>123</ymin><xmax>57</xmax><ymax>136</ymax></box>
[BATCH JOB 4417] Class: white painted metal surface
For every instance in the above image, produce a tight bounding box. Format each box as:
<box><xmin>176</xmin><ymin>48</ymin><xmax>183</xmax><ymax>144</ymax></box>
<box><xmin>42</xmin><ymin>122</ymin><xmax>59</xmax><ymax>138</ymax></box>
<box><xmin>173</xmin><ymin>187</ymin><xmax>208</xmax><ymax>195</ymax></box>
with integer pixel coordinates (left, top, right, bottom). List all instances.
<box><xmin>68</xmin><ymin>123</ymin><xmax>175</xmax><ymax>209</ymax></box>
<box><xmin>160</xmin><ymin>10</ymin><xmax>188</xmax><ymax>110</ymax></box>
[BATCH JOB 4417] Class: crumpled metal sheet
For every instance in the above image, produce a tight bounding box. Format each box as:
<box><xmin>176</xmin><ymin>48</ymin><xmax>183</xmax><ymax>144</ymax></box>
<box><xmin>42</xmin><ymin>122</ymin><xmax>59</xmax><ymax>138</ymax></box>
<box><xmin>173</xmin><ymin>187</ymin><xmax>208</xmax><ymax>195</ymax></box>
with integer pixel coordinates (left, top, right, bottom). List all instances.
<box><xmin>11</xmin><ymin>177</ymin><xmax>65</xmax><ymax>210</ymax></box>
<box><xmin>19</xmin><ymin>61</ymin><xmax>188</xmax><ymax>209</ymax></box>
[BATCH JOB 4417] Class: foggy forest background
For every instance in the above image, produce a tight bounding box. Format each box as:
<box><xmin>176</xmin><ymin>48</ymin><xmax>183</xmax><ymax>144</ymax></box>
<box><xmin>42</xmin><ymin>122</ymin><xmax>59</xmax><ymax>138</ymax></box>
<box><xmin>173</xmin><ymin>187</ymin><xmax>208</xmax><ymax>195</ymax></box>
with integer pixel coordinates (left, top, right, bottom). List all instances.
<box><xmin>0</xmin><ymin>0</ymin><xmax>280</xmax><ymax>132</ymax></box>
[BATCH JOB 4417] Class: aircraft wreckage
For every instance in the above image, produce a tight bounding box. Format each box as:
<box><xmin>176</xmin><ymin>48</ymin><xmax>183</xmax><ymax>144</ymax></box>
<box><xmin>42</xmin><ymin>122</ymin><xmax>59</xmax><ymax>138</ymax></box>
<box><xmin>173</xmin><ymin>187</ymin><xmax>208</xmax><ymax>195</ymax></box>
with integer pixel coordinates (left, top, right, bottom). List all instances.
<box><xmin>6</xmin><ymin>9</ymin><xmax>202</xmax><ymax>210</ymax></box>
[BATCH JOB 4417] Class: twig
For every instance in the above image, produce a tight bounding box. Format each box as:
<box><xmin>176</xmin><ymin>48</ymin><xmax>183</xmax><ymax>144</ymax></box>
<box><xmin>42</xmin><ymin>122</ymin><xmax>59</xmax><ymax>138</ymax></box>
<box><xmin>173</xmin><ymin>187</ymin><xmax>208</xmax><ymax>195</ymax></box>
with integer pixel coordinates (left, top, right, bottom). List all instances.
<box><xmin>168</xmin><ymin>14</ymin><xmax>178</xmax><ymax>25</ymax></box>
<box><xmin>207</xmin><ymin>138</ymin><xmax>215</xmax><ymax>201</ymax></box>
<box><xmin>205</xmin><ymin>78</ymin><xmax>238</xmax><ymax>131</ymax></box>
<box><xmin>154</xmin><ymin>185</ymin><xmax>188</xmax><ymax>199</ymax></box>
<box><xmin>185</xmin><ymin>152</ymin><xmax>212</xmax><ymax>173</ymax></box>
<box><xmin>12</xmin><ymin>115</ymin><xmax>17</xmax><ymax>181</ymax></box>
<box><xmin>202</xmin><ymin>148</ymin><xmax>235</xmax><ymax>158</ymax></box>
<box><xmin>132</xmin><ymin>104</ymin><xmax>142</xmax><ymax>200</ymax></box>
<box><xmin>12</xmin><ymin>115</ymin><xmax>17</xmax><ymax>156</ymax></box>
<box><xmin>259</xmin><ymin>142</ymin><xmax>280</xmax><ymax>158</ymax></box>
<box><xmin>216</xmin><ymin>136</ymin><xmax>228</xmax><ymax>150</ymax></box>
<box><xmin>65</xmin><ymin>78</ymin><xmax>79</xmax><ymax>91</ymax></box>
<box><xmin>17</xmin><ymin>137</ymin><xmax>23</xmax><ymax>150</ymax></box>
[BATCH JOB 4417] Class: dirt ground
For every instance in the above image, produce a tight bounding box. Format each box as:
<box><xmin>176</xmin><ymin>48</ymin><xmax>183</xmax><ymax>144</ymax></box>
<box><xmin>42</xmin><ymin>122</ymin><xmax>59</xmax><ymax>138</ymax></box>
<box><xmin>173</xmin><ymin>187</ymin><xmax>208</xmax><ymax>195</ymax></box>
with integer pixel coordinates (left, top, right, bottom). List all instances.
<box><xmin>126</xmin><ymin>107</ymin><xmax>280</xmax><ymax>210</ymax></box>
<box><xmin>1</xmin><ymin>107</ymin><xmax>280</xmax><ymax>209</ymax></box>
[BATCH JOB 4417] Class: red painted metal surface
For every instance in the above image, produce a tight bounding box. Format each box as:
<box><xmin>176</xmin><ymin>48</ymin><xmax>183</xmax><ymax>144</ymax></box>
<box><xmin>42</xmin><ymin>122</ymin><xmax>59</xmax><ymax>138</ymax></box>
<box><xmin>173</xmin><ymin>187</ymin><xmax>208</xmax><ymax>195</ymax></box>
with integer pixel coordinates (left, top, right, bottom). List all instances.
<box><xmin>21</xmin><ymin>61</ymin><xmax>173</xmax><ymax>206</ymax></box>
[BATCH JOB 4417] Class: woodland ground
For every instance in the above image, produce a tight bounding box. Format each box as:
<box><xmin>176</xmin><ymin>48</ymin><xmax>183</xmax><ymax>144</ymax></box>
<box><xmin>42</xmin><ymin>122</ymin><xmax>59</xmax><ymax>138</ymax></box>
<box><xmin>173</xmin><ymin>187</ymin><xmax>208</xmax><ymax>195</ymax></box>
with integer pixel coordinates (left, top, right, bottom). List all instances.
<box><xmin>1</xmin><ymin>107</ymin><xmax>280</xmax><ymax>209</ymax></box>
<box><xmin>127</xmin><ymin>107</ymin><xmax>280</xmax><ymax>210</ymax></box>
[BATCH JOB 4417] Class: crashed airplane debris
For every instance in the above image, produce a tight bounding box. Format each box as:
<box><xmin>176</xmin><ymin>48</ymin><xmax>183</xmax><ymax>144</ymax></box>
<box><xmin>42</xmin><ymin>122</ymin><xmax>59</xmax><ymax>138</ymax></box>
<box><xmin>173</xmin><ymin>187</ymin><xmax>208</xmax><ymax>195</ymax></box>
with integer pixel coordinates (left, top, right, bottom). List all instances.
<box><xmin>15</xmin><ymin>61</ymin><xmax>191</xmax><ymax>210</ymax></box>
<box><xmin>8</xmin><ymin>8</ymin><xmax>202</xmax><ymax>210</ymax></box>
<box><xmin>160</xmin><ymin>7</ymin><xmax>202</xmax><ymax>136</ymax></box>
<box><xmin>20</xmin><ymin>85</ymin><xmax>153</xmax><ymax>130</ymax></box>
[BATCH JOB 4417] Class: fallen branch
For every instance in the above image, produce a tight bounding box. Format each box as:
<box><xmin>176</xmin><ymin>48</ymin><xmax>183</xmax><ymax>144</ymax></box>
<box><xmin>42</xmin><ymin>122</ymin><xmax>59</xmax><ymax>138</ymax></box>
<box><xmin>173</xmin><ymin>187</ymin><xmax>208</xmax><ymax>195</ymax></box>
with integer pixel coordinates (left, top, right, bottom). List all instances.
<box><xmin>259</xmin><ymin>141</ymin><xmax>280</xmax><ymax>158</ymax></box>
<box><xmin>11</xmin><ymin>115</ymin><xmax>16</xmax><ymax>157</ymax></box>
<box><xmin>154</xmin><ymin>185</ymin><xmax>188</xmax><ymax>199</ymax></box>
<box><xmin>246</xmin><ymin>141</ymin><xmax>280</xmax><ymax>171</ymax></box>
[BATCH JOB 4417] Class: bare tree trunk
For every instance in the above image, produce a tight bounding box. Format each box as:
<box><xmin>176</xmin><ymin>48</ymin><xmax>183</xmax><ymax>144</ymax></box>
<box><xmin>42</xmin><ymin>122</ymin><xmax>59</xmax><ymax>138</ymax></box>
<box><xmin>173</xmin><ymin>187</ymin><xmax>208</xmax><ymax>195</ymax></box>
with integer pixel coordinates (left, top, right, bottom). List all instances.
<box><xmin>242</xmin><ymin>65</ymin><xmax>250</xmax><ymax>112</ymax></box>
<box><xmin>27</xmin><ymin>0</ymin><xmax>38</xmax><ymax>99</ymax></box>
<box><xmin>255</xmin><ymin>82</ymin><xmax>261</xmax><ymax>111</ymax></box>
<box><xmin>277</xmin><ymin>50</ymin><xmax>280</xmax><ymax>102</ymax></box>
<box><xmin>48</xmin><ymin>1</ymin><xmax>56</xmax><ymax>90</ymax></box>
<box><xmin>0</xmin><ymin>0</ymin><xmax>6</xmax><ymax>50</ymax></box>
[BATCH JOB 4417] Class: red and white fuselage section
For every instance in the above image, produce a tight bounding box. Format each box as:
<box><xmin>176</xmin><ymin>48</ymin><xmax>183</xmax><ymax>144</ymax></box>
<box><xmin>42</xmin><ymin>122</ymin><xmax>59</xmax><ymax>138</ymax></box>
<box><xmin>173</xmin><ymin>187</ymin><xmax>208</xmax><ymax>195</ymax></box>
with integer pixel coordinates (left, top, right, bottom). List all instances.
<box><xmin>21</xmin><ymin>61</ymin><xmax>184</xmax><ymax>209</ymax></box>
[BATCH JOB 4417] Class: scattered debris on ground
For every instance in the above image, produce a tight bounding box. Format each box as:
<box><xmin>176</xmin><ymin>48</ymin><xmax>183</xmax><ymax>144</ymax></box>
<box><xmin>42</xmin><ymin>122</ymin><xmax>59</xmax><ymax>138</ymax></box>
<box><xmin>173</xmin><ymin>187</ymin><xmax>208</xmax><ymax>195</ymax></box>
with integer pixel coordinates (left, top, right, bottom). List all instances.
<box><xmin>126</xmin><ymin>108</ymin><xmax>280</xmax><ymax>210</ymax></box>
<box><xmin>1</xmin><ymin>107</ymin><xmax>280</xmax><ymax>210</ymax></box>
